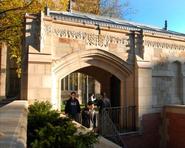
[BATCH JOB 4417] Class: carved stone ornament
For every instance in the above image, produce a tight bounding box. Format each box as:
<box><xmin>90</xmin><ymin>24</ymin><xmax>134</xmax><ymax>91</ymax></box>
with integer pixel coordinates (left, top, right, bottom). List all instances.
<box><xmin>44</xmin><ymin>25</ymin><xmax>129</xmax><ymax>48</ymax></box>
<box><xmin>144</xmin><ymin>40</ymin><xmax>185</xmax><ymax>50</ymax></box>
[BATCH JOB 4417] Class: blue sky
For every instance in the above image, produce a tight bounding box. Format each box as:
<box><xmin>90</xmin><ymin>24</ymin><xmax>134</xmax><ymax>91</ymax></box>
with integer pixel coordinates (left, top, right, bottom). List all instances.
<box><xmin>123</xmin><ymin>0</ymin><xmax>185</xmax><ymax>33</ymax></box>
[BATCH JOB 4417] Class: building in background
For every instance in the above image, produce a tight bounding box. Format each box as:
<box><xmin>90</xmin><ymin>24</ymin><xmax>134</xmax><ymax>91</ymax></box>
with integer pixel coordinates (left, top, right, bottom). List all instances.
<box><xmin>61</xmin><ymin>72</ymin><xmax>101</xmax><ymax>104</ymax></box>
<box><xmin>0</xmin><ymin>43</ymin><xmax>20</xmax><ymax>100</ymax></box>
<box><xmin>1</xmin><ymin>6</ymin><xmax>185</xmax><ymax>148</ymax></box>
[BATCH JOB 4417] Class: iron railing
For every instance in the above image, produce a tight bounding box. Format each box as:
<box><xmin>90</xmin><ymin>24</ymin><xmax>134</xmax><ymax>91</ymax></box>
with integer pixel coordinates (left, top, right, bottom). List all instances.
<box><xmin>104</xmin><ymin>106</ymin><xmax>137</xmax><ymax>133</ymax></box>
<box><xmin>99</xmin><ymin>106</ymin><xmax>137</xmax><ymax>147</ymax></box>
<box><xmin>100</xmin><ymin>108</ymin><xmax>127</xmax><ymax>147</ymax></box>
<box><xmin>77</xmin><ymin>106</ymin><xmax>136</xmax><ymax>147</ymax></box>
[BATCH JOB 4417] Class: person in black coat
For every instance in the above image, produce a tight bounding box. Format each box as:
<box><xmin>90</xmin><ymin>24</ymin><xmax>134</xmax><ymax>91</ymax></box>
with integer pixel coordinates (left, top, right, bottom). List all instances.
<box><xmin>97</xmin><ymin>92</ymin><xmax>111</xmax><ymax>113</ymax></box>
<box><xmin>65</xmin><ymin>92</ymin><xmax>81</xmax><ymax>122</ymax></box>
<box><xmin>82</xmin><ymin>101</ymin><xmax>97</xmax><ymax>130</ymax></box>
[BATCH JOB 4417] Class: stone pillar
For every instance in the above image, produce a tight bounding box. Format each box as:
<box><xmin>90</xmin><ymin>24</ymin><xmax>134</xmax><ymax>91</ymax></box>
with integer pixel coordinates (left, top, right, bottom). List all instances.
<box><xmin>125</xmin><ymin>74</ymin><xmax>135</xmax><ymax>106</ymax></box>
<box><xmin>120</xmin><ymin>79</ymin><xmax>126</xmax><ymax>107</ymax></box>
<box><xmin>120</xmin><ymin>79</ymin><xmax>126</xmax><ymax>128</ymax></box>
<box><xmin>21</xmin><ymin>13</ymin><xmax>54</xmax><ymax>108</ymax></box>
<box><xmin>0</xmin><ymin>42</ymin><xmax>7</xmax><ymax>100</ymax></box>
<box><xmin>94</xmin><ymin>80</ymin><xmax>100</xmax><ymax>94</ymax></box>
<box><xmin>77</xmin><ymin>73</ymin><xmax>82</xmax><ymax>104</ymax></box>
<box><xmin>52</xmin><ymin>76</ymin><xmax>61</xmax><ymax>110</ymax></box>
<box><xmin>135</xmin><ymin>58</ymin><xmax>153</xmax><ymax>126</ymax></box>
<box><xmin>181</xmin><ymin>63</ymin><xmax>185</xmax><ymax>104</ymax></box>
<box><xmin>182</xmin><ymin>70</ymin><xmax>185</xmax><ymax>105</ymax></box>
<box><xmin>26</xmin><ymin>51</ymin><xmax>52</xmax><ymax>105</ymax></box>
<box><xmin>120</xmin><ymin>76</ymin><xmax>135</xmax><ymax>129</ymax></box>
<box><xmin>21</xmin><ymin>45</ymin><xmax>52</xmax><ymax>106</ymax></box>
<box><xmin>86</xmin><ymin>75</ymin><xmax>89</xmax><ymax>102</ymax></box>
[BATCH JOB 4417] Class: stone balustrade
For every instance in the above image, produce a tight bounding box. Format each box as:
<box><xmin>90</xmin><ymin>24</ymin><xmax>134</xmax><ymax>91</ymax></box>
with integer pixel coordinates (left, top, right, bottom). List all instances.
<box><xmin>0</xmin><ymin>100</ymin><xmax>28</xmax><ymax>148</ymax></box>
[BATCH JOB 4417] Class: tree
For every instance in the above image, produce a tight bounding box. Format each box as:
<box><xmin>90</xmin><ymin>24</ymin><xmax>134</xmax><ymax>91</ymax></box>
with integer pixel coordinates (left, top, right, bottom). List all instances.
<box><xmin>72</xmin><ymin>0</ymin><xmax>100</xmax><ymax>15</ymax></box>
<box><xmin>100</xmin><ymin>0</ymin><xmax>135</xmax><ymax>18</ymax></box>
<box><xmin>28</xmin><ymin>101</ymin><xmax>98</xmax><ymax>148</ymax></box>
<box><xmin>72</xmin><ymin>0</ymin><xmax>134</xmax><ymax>19</ymax></box>
<box><xmin>0</xmin><ymin>0</ymin><xmax>69</xmax><ymax>78</ymax></box>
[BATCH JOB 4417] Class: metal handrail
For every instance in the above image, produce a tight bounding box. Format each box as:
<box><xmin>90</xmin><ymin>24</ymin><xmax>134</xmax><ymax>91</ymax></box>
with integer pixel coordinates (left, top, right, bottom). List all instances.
<box><xmin>101</xmin><ymin>108</ymin><xmax>128</xmax><ymax>148</ymax></box>
<box><xmin>104</xmin><ymin>106</ymin><xmax>137</xmax><ymax>133</ymax></box>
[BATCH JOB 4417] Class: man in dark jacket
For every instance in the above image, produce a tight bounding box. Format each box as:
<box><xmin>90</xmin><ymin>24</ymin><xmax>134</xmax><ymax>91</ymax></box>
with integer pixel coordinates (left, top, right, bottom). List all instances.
<box><xmin>82</xmin><ymin>101</ymin><xmax>97</xmax><ymax>130</ymax></box>
<box><xmin>97</xmin><ymin>92</ymin><xmax>111</xmax><ymax>113</ymax></box>
<box><xmin>65</xmin><ymin>92</ymin><xmax>81</xmax><ymax>122</ymax></box>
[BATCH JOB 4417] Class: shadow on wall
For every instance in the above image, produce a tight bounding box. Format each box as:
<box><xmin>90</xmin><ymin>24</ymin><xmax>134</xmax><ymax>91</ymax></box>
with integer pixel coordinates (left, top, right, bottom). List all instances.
<box><xmin>25</xmin><ymin>15</ymin><xmax>41</xmax><ymax>52</ymax></box>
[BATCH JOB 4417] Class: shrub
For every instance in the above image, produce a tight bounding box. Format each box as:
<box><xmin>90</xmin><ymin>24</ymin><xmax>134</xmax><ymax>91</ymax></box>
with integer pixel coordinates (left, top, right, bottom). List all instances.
<box><xmin>28</xmin><ymin>101</ymin><xmax>98</xmax><ymax>148</ymax></box>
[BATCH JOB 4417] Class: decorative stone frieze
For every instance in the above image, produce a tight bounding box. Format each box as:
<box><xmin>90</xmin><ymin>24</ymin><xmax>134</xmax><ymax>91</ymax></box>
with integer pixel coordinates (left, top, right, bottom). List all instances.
<box><xmin>43</xmin><ymin>25</ymin><xmax>129</xmax><ymax>48</ymax></box>
<box><xmin>144</xmin><ymin>40</ymin><xmax>185</xmax><ymax>50</ymax></box>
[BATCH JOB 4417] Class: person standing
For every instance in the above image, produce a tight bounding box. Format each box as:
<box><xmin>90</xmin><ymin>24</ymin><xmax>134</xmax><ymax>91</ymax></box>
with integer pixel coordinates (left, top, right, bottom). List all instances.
<box><xmin>82</xmin><ymin>101</ymin><xmax>97</xmax><ymax>131</ymax></box>
<box><xmin>89</xmin><ymin>93</ymin><xmax>96</xmax><ymax>104</ymax></box>
<box><xmin>97</xmin><ymin>92</ymin><xmax>111</xmax><ymax>113</ymax></box>
<box><xmin>97</xmin><ymin>92</ymin><xmax>111</xmax><ymax>133</ymax></box>
<box><xmin>65</xmin><ymin>91</ymin><xmax>81</xmax><ymax>122</ymax></box>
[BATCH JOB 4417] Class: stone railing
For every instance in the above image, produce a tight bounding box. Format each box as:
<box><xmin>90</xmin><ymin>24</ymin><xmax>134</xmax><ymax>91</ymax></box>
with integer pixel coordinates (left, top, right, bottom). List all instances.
<box><xmin>0</xmin><ymin>100</ymin><xmax>28</xmax><ymax>148</ymax></box>
<box><xmin>94</xmin><ymin>136</ymin><xmax>122</xmax><ymax>148</ymax></box>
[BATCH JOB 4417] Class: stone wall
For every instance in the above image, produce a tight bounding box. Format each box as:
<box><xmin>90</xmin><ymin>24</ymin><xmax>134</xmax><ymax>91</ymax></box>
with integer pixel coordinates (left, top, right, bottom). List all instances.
<box><xmin>162</xmin><ymin>105</ymin><xmax>185</xmax><ymax>148</ymax></box>
<box><xmin>122</xmin><ymin>113</ymin><xmax>161</xmax><ymax>148</ymax></box>
<box><xmin>131</xmin><ymin>33</ymin><xmax>185</xmax><ymax>121</ymax></box>
<box><xmin>42</xmin><ymin>17</ymin><xmax>132</xmax><ymax>64</ymax></box>
<box><xmin>142</xmin><ymin>35</ymin><xmax>185</xmax><ymax>107</ymax></box>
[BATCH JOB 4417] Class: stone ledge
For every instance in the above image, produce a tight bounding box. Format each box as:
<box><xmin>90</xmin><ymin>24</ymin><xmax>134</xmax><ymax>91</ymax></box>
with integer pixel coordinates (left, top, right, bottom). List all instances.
<box><xmin>60</xmin><ymin>114</ymin><xmax>121</xmax><ymax>148</ymax></box>
<box><xmin>94</xmin><ymin>136</ymin><xmax>122</xmax><ymax>148</ymax></box>
<box><xmin>0</xmin><ymin>100</ymin><xmax>28</xmax><ymax>148</ymax></box>
<box><xmin>164</xmin><ymin>104</ymin><xmax>185</xmax><ymax>114</ymax></box>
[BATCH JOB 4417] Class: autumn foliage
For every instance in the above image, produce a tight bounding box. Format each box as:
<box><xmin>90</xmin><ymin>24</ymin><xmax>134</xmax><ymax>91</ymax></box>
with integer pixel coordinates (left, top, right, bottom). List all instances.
<box><xmin>0</xmin><ymin>0</ymin><xmax>69</xmax><ymax>77</ymax></box>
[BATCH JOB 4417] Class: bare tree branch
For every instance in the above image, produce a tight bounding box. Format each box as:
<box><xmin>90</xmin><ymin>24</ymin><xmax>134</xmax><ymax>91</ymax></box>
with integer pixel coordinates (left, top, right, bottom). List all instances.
<box><xmin>0</xmin><ymin>24</ymin><xmax>21</xmax><ymax>33</ymax></box>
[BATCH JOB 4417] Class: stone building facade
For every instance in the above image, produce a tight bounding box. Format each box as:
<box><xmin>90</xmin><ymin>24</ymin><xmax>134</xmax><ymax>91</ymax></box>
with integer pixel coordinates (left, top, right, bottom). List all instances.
<box><xmin>21</xmin><ymin>10</ymin><xmax>185</xmax><ymax>127</ymax></box>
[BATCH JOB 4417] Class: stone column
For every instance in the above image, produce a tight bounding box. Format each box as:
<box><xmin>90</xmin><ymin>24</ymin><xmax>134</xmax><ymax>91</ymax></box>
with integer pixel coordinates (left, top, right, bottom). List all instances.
<box><xmin>0</xmin><ymin>42</ymin><xmax>7</xmax><ymax>100</ymax></box>
<box><xmin>86</xmin><ymin>75</ymin><xmax>89</xmax><ymax>102</ymax></box>
<box><xmin>22</xmin><ymin>48</ymin><xmax>52</xmax><ymax>106</ymax></box>
<box><xmin>94</xmin><ymin>80</ymin><xmax>100</xmax><ymax>94</ymax></box>
<box><xmin>136</xmin><ymin>59</ymin><xmax>153</xmax><ymax>125</ymax></box>
<box><xmin>182</xmin><ymin>67</ymin><xmax>185</xmax><ymax>104</ymax></box>
<box><xmin>77</xmin><ymin>73</ymin><xmax>82</xmax><ymax>104</ymax></box>
<box><xmin>120</xmin><ymin>79</ymin><xmax>126</xmax><ymax>128</ymax></box>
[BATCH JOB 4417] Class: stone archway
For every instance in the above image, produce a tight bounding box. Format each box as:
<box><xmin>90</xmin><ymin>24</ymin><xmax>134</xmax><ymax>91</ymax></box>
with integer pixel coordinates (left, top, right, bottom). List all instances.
<box><xmin>51</xmin><ymin>49</ymin><xmax>133</xmax><ymax>110</ymax></box>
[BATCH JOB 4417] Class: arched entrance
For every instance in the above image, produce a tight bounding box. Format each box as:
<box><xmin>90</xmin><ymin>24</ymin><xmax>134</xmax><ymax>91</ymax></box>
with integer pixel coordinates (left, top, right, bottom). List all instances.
<box><xmin>76</xmin><ymin>66</ymin><xmax>121</xmax><ymax>107</ymax></box>
<box><xmin>60</xmin><ymin>66</ymin><xmax>121</xmax><ymax>107</ymax></box>
<box><xmin>51</xmin><ymin>49</ymin><xmax>133</xmax><ymax>110</ymax></box>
